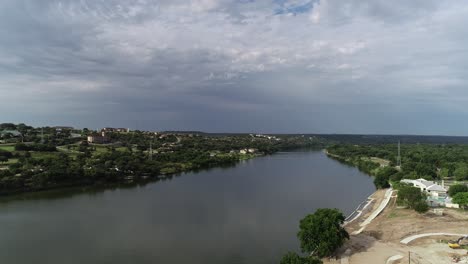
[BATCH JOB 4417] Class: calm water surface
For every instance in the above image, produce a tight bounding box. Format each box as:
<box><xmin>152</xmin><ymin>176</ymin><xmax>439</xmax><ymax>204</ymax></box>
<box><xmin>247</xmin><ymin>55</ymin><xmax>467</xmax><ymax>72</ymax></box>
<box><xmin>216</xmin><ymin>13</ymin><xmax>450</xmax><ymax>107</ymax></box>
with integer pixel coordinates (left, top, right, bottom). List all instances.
<box><xmin>0</xmin><ymin>151</ymin><xmax>375</xmax><ymax>264</ymax></box>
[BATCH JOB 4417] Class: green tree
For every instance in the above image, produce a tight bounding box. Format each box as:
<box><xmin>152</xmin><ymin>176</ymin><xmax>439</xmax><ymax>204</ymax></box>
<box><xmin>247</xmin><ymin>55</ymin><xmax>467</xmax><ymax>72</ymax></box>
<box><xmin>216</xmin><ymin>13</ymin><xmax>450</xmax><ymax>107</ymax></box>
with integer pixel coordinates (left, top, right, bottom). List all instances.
<box><xmin>453</xmin><ymin>164</ymin><xmax>468</xmax><ymax>181</ymax></box>
<box><xmin>279</xmin><ymin>252</ymin><xmax>322</xmax><ymax>264</ymax></box>
<box><xmin>448</xmin><ymin>184</ymin><xmax>468</xmax><ymax>197</ymax></box>
<box><xmin>413</xmin><ymin>201</ymin><xmax>429</xmax><ymax>213</ymax></box>
<box><xmin>297</xmin><ymin>208</ymin><xmax>349</xmax><ymax>258</ymax></box>
<box><xmin>452</xmin><ymin>192</ymin><xmax>468</xmax><ymax>209</ymax></box>
<box><xmin>397</xmin><ymin>185</ymin><xmax>427</xmax><ymax>212</ymax></box>
<box><xmin>374</xmin><ymin>174</ymin><xmax>390</xmax><ymax>189</ymax></box>
<box><xmin>389</xmin><ymin>171</ymin><xmax>404</xmax><ymax>182</ymax></box>
<box><xmin>439</xmin><ymin>168</ymin><xmax>450</xmax><ymax>179</ymax></box>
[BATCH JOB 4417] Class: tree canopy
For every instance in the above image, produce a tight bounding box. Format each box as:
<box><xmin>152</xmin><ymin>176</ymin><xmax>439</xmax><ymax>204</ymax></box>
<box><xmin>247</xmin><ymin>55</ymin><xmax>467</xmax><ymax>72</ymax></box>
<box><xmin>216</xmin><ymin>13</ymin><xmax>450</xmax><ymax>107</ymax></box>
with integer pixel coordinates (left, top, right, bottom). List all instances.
<box><xmin>396</xmin><ymin>185</ymin><xmax>428</xmax><ymax>213</ymax></box>
<box><xmin>373</xmin><ymin>174</ymin><xmax>390</xmax><ymax>189</ymax></box>
<box><xmin>327</xmin><ymin>143</ymin><xmax>468</xmax><ymax>181</ymax></box>
<box><xmin>297</xmin><ymin>208</ymin><xmax>349</xmax><ymax>258</ymax></box>
<box><xmin>448</xmin><ymin>184</ymin><xmax>468</xmax><ymax>197</ymax></box>
<box><xmin>452</xmin><ymin>192</ymin><xmax>468</xmax><ymax>209</ymax></box>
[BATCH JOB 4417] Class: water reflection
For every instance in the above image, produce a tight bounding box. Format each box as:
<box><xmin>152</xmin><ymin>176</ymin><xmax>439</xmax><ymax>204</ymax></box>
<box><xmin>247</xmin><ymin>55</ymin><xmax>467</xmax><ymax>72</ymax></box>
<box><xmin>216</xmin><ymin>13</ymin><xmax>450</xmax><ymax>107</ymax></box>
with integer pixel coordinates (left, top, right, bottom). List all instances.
<box><xmin>0</xmin><ymin>151</ymin><xmax>375</xmax><ymax>264</ymax></box>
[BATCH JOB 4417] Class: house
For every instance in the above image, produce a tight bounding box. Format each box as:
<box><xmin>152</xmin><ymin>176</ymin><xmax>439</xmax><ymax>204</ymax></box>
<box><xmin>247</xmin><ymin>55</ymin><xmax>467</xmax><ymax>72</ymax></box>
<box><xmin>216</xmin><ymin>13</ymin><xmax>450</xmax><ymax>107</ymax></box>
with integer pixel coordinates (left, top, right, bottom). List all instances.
<box><xmin>401</xmin><ymin>178</ymin><xmax>447</xmax><ymax>199</ymax></box>
<box><xmin>240</xmin><ymin>149</ymin><xmax>248</xmax><ymax>154</ymax></box>
<box><xmin>247</xmin><ymin>148</ymin><xmax>257</xmax><ymax>153</ymax></box>
<box><xmin>87</xmin><ymin>132</ymin><xmax>109</xmax><ymax>144</ymax></box>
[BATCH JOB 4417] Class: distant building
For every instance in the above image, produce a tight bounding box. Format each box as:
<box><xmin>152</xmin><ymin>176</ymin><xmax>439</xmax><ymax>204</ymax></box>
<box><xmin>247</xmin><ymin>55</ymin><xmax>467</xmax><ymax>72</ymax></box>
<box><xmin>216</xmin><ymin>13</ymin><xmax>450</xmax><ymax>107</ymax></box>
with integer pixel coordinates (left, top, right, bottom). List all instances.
<box><xmin>102</xmin><ymin>127</ymin><xmax>130</xmax><ymax>133</ymax></box>
<box><xmin>401</xmin><ymin>178</ymin><xmax>456</xmax><ymax>207</ymax></box>
<box><xmin>87</xmin><ymin>132</ymin><xmax>109</xmax><ymax>144</ymax></box>
<box><xmin>247</xmin><ymin>148</ymin><xmax>257</xmax><ymax>153</ymax></box>
<box><xmin>54</xmin><ymin>126</ymin><xmax>73</xmax><ymax>131</ymax></box>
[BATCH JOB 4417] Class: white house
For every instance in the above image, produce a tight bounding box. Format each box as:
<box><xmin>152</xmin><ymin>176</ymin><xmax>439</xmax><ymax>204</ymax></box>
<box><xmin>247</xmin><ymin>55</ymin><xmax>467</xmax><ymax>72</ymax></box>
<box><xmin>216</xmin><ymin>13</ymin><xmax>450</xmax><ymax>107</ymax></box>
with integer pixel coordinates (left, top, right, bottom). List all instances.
<box><xmin>400</xmin><ymin>178</ymin><xmax>447</xmax><ymax>199</ymax></box>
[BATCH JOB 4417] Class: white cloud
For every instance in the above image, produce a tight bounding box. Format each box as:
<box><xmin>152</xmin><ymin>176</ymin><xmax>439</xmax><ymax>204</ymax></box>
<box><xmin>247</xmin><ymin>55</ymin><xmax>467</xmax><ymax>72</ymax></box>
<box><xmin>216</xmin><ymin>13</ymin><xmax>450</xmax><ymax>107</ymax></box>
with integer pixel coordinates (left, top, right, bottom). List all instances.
<box><xmin>2</xmin><ymin>0</ymin><xmax>468</xmax><ymax>133</ymax></box>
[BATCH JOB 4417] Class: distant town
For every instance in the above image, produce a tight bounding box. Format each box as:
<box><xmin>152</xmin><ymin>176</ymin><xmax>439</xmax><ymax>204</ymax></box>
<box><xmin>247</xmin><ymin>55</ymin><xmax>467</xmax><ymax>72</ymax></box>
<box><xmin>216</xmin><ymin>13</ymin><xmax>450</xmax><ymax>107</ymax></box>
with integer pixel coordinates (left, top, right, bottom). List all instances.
<box><xmin>0</xmin><ymin>123</ymin><xmax>325</xmax><ymax>195</ymax></box>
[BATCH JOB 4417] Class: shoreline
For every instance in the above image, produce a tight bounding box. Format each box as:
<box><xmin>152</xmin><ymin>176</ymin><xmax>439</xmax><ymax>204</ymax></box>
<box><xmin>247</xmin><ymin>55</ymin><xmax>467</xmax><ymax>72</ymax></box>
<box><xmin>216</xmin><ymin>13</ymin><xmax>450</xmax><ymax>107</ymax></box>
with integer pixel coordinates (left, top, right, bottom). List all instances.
<box><xmin>0</xmin><ymin>148</ymin><xmax>326</xmax><ymax>200</ymax></box>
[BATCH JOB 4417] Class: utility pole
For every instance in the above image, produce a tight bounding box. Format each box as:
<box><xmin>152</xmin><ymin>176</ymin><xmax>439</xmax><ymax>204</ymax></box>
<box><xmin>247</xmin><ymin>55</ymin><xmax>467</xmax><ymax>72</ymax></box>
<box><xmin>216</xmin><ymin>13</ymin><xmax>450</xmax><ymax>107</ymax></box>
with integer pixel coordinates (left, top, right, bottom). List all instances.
<box><xmin>397</xmin><ymin>140</ymin><xmax>401</xmax><ymax>167</ymax></box>
<box><xmin>41</xmin><ymin>128</ymin><xmax>44</xmax><ymax>144</ymax></box>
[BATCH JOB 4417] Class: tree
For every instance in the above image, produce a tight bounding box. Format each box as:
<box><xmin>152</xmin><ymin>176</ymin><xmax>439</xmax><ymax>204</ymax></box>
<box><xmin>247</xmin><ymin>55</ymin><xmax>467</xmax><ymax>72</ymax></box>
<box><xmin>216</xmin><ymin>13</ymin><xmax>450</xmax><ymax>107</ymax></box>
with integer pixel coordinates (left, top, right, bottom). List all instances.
<box><xmin>279</xmin><ymin>252</ymin><xmax>322</xmax><ymax>264</ymax></box>
<box><xmin>374</xmin><ymin>174</ymin><xmax>390</xmax><ymax>189</ymax></box>
<box><xmin>448</xmin><ymin>184</ymin><xmax>468</xmax><ymax>197</ymax></box>
<box><xmin>453</xmin><ymin>164</ymin><xmax>468</xmax><ymax>181</ymax></box>
<box><xmin>452</xmin><ymin>192</ymin><xmax>468</xmax><ymax>209</ymax></box>
<box><xmin>0</xmin><ymin>156</ymin><xmax>7</xmax><ymax>163</ymax></box>
<box><xmin>439</xmin><ymin>168</ymin><xmax>450</xmax><ymax>179</ymax></box>
<box><xmin>388</xmin><ymin>171</ymin><xmax>403</xmax><ymax>182</ymax></box>
<box><xmin>297</xmin><ymin>208</ymin><xmax>349</xmax><ymax>258</ymax></box>
<box><xmin>413</xmin><ymin>201</ymin><xmax>429</xmax><ymax>213</ymax></box>
<box><xmin>397</xmin><ymin>185</ymin><xmax>427</xmax><ymax>212</ymax></box>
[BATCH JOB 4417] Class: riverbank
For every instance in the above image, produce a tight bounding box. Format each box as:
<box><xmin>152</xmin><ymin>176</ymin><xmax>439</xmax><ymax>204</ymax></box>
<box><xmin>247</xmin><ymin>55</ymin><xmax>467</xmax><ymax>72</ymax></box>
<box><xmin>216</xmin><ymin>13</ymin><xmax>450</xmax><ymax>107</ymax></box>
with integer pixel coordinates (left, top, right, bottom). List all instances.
<box><xmin>322</xmin><ymin>148</ymin><xmax>468</xmax><ymax>263</ymax></box>
<box><xmin>324</xmin><ymin>188</ymin><xmax>468</xmax><ymax>264</ymax></box>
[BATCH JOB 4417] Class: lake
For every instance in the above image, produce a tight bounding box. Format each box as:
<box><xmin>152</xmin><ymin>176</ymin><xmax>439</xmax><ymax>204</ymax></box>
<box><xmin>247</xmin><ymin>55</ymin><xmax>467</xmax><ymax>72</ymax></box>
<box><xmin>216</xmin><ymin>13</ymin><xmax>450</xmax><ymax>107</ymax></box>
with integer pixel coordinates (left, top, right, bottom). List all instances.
<box><xmin>0</xmin><ymin>151</ymin><xmax>375</xmax><ymax>264</ymax></box>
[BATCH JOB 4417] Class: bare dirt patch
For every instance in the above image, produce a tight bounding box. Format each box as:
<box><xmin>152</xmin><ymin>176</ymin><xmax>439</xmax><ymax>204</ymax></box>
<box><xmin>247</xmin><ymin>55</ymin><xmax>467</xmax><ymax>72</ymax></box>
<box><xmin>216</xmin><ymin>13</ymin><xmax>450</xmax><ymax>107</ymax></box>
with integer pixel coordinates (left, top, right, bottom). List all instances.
<box><xmin>329</xmin><ymin>191</ymin><xmax>468</xmax><ymax>264</ymax></box>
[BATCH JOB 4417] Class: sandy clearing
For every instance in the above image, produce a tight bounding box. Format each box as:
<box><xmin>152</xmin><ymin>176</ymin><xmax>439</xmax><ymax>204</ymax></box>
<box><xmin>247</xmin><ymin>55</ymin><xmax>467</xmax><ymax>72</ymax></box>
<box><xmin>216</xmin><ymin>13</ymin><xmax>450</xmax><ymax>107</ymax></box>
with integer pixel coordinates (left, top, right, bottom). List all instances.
<box><xmin>400</xmin><ymin>233</ymin><xmax>468</xmax><ymax>245</ymax></box>
<box><xmin>324</xmin><ymin>189</ymin><xmax>468</xmax><ymax>264</ymax></box>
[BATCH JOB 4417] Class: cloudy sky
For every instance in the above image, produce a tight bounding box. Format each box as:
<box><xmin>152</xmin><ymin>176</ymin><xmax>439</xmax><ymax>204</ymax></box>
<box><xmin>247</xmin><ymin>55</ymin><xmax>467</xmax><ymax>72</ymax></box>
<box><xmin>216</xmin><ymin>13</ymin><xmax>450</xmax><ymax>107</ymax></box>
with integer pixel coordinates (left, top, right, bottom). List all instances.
<box><xmin>1</xmin><ymin>0</ymin><xmax>468</xmax><ymax>134</ymax></box>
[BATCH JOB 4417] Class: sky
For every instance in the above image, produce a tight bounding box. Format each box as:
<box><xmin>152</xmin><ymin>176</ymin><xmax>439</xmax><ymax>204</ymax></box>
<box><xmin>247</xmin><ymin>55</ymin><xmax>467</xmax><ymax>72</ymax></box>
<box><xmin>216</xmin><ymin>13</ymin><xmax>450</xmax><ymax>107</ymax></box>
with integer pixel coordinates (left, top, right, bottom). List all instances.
<box><xmin>1</xmin><ymin>0</ymin><xmax>468</xmax><ymax>135</ymax></box>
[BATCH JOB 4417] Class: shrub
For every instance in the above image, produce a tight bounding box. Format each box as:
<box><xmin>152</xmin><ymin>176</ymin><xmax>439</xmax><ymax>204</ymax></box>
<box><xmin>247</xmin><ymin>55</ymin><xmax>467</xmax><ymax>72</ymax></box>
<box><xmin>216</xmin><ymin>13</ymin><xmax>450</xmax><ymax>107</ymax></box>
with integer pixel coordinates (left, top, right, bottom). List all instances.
<box><xmin>448</xmin><ymin>184</ymin><xmax>468</xmax><ymax>197</ymax></box>
<box><xmin>413</xmin><ymin>201</ymin><xmax>429</xmax><ymax>213</ymax></box>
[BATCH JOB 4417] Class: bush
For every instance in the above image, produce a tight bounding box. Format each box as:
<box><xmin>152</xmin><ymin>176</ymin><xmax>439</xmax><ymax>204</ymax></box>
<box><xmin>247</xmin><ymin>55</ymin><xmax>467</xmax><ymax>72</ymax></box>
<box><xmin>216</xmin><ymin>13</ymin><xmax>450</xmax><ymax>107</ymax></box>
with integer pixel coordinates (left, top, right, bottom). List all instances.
<box><xmin>0</xmin><ymin>150</ymin><xmax>13</xmax><ymax>159</ymax></box>
<box><xmin>15</xmin><ymin>143</ymin><xmax>56</xmax><ymax>152</ymax></box>
<box><xmin>452</xmin><ymin>192</ymin><xmax>468</xmax><ymax>209</ymax></box>
<box><xmin>279</xmin><ymin>252</ymin><xmax>322</xmax><ymax>264</ymax></box>
<box><xmin>389</xmin><ymin>171</ymin><xmax>404</xmax><ymax>182</ymax></box>
<box><xmin>413</xmin><ymin>201</ymin><xmax>429</xmax><ymax>213</ymax></box>
<box><xmin>374</xmin><ymin>174</ymin><xmax>390</xmax><ymax>189</ymax></box>
<box><xmin>448</xmin><ymin>184</ymin><xmax>468</xmax><ymax>197</ymax></box>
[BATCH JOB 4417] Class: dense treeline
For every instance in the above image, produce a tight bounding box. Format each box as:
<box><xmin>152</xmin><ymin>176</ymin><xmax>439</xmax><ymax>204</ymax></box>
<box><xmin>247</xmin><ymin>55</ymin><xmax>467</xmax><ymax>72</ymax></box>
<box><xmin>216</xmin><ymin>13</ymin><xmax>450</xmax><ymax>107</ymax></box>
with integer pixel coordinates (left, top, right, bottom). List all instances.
<box><xmin>316</xmin><ymin>134</ymin><xmax>468</xmax><ymax>144</ymax></box>
<box><xmin>327</xmin><ymin>144</ymin><xmax>468</xmax><ymax>181</ymax></box>
<box><xmin>0</xmin><ymin>128</ymin><xmax>326</xmax><ymax>195</ymax></box>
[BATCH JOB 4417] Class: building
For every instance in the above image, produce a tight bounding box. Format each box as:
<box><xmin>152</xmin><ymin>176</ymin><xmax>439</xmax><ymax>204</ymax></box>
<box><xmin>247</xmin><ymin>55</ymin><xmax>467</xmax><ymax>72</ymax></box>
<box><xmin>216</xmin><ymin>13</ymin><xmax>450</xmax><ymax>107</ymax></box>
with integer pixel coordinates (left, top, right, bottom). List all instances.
<box><xmin>247</xmin><ymin>148</ymin><xmax>257</xmax><ymax>153</ymax></box>
<box><xmin>102</xmin><ymin>127</ymin><xmax>130</xmax><ymax>133</ymax></box>
<box><xmin>87</xmin><ymin>132</ymin><xmax>109</xmax><ymax>144</ymax></box>
<box><xmin>444</xmin><ymin>197</ymin><xmax>460</xmax><ymax>209</ymax></box>
<box><xmin>401</xmin><ymin>178</ymin><xmax>447</xmax><ymax>199</ymax></box>
<box><xmin>401</xmin><ymin>178</ymin><xmax>455</xmax><ymax>207</ymax></box>
<box><xmin>54</xmin><ymin>126</ymin><xmax>74</xmax><ymax>131</ymax></box>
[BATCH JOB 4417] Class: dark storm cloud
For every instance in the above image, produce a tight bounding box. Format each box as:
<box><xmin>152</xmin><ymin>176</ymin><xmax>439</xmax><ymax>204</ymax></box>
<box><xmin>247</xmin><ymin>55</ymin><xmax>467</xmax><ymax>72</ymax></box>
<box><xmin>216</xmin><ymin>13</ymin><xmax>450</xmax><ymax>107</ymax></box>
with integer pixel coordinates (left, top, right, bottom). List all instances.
<box><xmin>1</xmin><ymin>0</ymin><xmax>468</xmax><ymax>134</ymax></box>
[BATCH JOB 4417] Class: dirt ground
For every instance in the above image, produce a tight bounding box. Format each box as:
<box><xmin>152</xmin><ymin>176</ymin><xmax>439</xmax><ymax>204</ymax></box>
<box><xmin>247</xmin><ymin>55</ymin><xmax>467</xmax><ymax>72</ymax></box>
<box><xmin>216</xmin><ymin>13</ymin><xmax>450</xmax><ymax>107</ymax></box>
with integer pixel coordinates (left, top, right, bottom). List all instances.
<box><xmin>324</xmin><ymin>190</ymin><xmax>468</xmax><ymax>264</ymax></box>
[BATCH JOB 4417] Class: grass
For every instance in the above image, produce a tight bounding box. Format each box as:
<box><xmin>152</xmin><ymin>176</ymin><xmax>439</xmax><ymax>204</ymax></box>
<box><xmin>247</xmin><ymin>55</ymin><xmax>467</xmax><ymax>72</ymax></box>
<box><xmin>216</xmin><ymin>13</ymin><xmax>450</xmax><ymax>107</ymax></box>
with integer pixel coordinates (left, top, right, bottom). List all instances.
<box><xmin>0</xmin><ymin>145</ymin><xmax>15</xmax><ymax>152</ymax></box>
<box><xmin>31</xmin><ymin>152</ymin><xmax>60</xmax><ymax>159</ymax></box>
<box><xmin>387</xmin><ymin>209</ymin><xmax>409</xmax><ymax>219</ymax></box>
<box><xmin>2</xmin><ymin>158</ymin><xmax>18</xmax><ymax>165</ymax></box>
<box><xmin>361</xmin><ymin>156</ymin><xmax>390</xmax><ymax>167</ymax></box>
